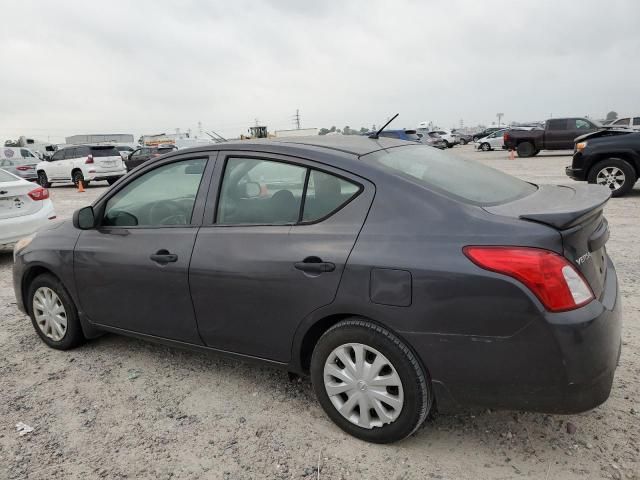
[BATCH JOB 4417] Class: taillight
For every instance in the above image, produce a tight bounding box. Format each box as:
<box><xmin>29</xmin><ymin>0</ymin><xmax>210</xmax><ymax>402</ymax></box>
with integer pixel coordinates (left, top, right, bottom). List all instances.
<box><xmin>503</xmin><ymin>132</ymin><xmax>510</xmax><ymax>143</ymax></box>
<box><xmin>16</xmin><ymin>166</ymin><xmax>33</xmax><ymax>171</ymax></box>
<box><xmin>85</xmin><ymin>155</ymin><xmax>94</xmax><ymax>164</ymax></box>
<box><xmin>27</xmin><ymin>187</ymin><xmax>50</xmax><ymax>201</ymax></box>
<box><xmin>463</xmin><ymin>246</ymin><xmax>594</xmax><ymax>312</ymax></box>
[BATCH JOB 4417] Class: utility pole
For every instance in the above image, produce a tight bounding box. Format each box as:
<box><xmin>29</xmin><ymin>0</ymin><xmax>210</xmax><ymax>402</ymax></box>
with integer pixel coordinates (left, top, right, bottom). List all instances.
<box><xmin>293</xmin><ymin>109</ymin><xmax>301</xmax><ymax>130</ymax></box>
<box><xmin>198</xmin><ymin>121</ymin><xmax>203</xmax><ymax>137</ymax></box>
<box><xmin>496</xmin><ymin>113</ymin><xmax>504</xmax><ymax>127</ymax></box>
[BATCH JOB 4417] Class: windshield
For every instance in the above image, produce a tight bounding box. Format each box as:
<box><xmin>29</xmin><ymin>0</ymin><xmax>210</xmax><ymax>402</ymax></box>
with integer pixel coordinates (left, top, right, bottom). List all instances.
<box><xmin>366</xmin><ymin>145</ymin><xmax>537</xmax><ymax>205</ymax></box>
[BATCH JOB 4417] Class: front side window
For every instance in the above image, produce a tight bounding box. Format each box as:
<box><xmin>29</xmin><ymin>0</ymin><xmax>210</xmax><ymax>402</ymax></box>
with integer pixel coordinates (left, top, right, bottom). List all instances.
<box><xmin>367</xmin><ymin>145</ymin><xmax>536</xmax><ymax>206</ymax></box>
<box><xmin>20</xmin><ymin>149</ymin><xmax>35</xmax><ymax>158</ymax></box>
<box><xmin>547</xmin><ymin>119</ymin><xmax>567</xmax><ymax>131</ymax></box>
<box><xmin>613</xmin><ymin>118</ymin><xmax>629</xmax><ymax>126</ymax></box>
<box><xmin>103</xmin><ymin>158</ymin><xmax>206</xmax><ymax>227</ymax></box>
<box><xmin>575</xmin><ymin>119</ymin><xmax>593</xmax><ymax>129</ymax></box>
<box><xmin>633</xmin><ymin>117</ymin><xmax>640</xmax><ymax>126</ymax></box>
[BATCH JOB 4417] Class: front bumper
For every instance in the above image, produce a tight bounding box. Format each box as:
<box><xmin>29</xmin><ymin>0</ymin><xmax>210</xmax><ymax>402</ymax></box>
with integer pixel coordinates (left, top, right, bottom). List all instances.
<box><xmin>405</xmin><ymin>257</ymin><xmax>622</xmax><ymax>414</ymax></box>
<box><xmin>565</xmin><ymin>166</ymin><xmax>586</xmax><ymax>181</ymax></box>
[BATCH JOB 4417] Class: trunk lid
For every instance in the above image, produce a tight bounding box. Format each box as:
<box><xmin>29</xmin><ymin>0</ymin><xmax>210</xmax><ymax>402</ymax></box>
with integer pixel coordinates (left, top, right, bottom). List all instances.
<box><xmin>484</xmin><ymin>184</ymin><xmax>611</xmax><ymax>298</ymax></box>
<box><xmin>0</xmin><ymin>178</ymin><xmax>43</xmax><ymax>220</ymax></box>
<box><xmin>89</xmin><ymin>146</ymin><xmax>125</xmax><ymax>171</ymax></box>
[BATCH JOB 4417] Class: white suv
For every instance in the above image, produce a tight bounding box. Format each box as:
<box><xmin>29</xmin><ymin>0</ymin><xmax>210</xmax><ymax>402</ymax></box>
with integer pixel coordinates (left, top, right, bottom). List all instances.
<box><xmin>431</xmin><ymin>130</ymin><xmax>459</xmax><ymax>148</ymax></box>
<box><xmin>36</xmin><ymin>145</ymin><xmax>127</xmax><ymax>188</ymax></box>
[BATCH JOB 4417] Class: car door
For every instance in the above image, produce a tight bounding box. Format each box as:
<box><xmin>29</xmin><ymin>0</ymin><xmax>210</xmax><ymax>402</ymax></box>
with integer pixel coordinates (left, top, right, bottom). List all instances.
<box><xmin>543</xmin><ymin>119</ymin><xmax>570</xmax><ymax>149</ymax></box>
<box><xmin>73</xmin><ymin>154</ymin><xmax>214</xmax><ymax>343</ymax></box>
<box><xmin>189</xmin><ymin>152</ymin><xmax>375</xmax><ymax>362</ymax></box>
<box><xmin>45</xmin><ymin>149</ymin><xmax>65</xmax><ymax>179</ymax></box>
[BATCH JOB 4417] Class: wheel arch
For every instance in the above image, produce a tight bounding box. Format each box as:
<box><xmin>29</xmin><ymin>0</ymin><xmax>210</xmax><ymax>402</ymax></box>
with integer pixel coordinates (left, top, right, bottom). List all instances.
<box><xmin>586</xmin><ymin>151</ymin><xmax>640</xmax><ymax>178</ymax></box>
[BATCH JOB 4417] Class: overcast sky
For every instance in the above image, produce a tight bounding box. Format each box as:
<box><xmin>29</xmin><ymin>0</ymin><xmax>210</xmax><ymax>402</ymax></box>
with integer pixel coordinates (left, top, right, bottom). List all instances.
<box><xmin>1</xmin><ymin>0</ymin><xmax>639</xmax><ymax>142</ymax></box>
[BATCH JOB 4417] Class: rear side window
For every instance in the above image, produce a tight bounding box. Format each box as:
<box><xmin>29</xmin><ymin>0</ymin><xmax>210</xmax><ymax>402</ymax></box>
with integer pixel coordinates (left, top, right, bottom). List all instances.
<box><xmin>547</xmin><ymin>119</ymin><xmax>568</xmax><ymax>130</ymax></box>
<box><xmin>20</xmin><ymin>149</ymin><xmax>36</xmax><ymax>158</ymax></box>
<box><xmin>91</xmin><ymin>147</ymin><xmax>119</xmax><ymax>157</ymax></box>
<box><xmin>367</xmin><ymin>145</ymin><xmax>536</xmax><ymax>206</ymax></box>
<box><xmin>633</xmin><ymin>117</ymin><xmax>640</xmax><ymax>126</ymax></box>
<box><xmin>302</xmin><ymin>170</ymin><xmax>359</xmax><ymax>222</ymax></box>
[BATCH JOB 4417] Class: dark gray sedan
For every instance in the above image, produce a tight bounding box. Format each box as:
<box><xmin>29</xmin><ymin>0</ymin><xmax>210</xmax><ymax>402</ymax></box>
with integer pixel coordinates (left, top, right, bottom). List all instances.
<box><xmin>12</xmin><ymin>136</ymin><xmax>622</xmax><ymax>443</ymax></box>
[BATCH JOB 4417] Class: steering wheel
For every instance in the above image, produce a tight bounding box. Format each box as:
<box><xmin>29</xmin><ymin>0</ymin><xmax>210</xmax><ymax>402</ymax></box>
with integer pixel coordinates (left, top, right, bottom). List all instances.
<box><xmin>149</xmin><ymin>200</ymin><xmax>188</xmax><ymax>225</ymax></box>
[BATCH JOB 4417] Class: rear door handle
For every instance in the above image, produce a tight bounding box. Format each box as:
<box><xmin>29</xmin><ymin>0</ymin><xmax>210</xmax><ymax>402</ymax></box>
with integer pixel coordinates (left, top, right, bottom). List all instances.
<box><xmin>150</xmin><ymin>249</ymin><xmax>178</xmax><ymax>264</ymax></box>
<box><xmin>294</xmin><ymin>258</ymin><xmax>336</xmax><ymax>274</ymax></box>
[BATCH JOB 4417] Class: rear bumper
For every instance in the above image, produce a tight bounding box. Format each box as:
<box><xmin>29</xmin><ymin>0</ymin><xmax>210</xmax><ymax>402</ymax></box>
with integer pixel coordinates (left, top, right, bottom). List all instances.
<box><xmin>85</xmin><ymin>168</ymin><xmax>127</xmax><ymax>181</ymax></box>
<box><xmin>406</xmin><ymin>258</ymin><xmax>622</xmax><ymax>414</ymax></box>
<box><xmin>0</xmin><ymin>201</ymin><xmax>56</xmax><ymax>247</ymax></box>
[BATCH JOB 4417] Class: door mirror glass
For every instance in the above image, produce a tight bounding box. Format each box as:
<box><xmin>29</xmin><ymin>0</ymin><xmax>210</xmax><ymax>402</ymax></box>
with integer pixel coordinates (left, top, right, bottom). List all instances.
<box><xmin>243</xmin><ymin>181</ymin><xmax>261</xmax><ymax>198</ymax></box>
<box><xmin>73</xmin><ymin>206</ymin><xmax>96</xmax><ymax>230</ymax></box>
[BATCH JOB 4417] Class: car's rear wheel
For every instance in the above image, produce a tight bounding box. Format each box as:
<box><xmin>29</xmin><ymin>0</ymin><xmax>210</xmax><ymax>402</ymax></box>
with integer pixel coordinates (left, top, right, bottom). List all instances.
<box><xmin>516</xmin><ymin>141</ymin><xmax>535</xmax><ymax>157</ymax></box>
<box><xmin>480</xmin><ymin>142</ymin><xmax>491</xmax><ymax>151</ymax></box>
<box><xmin>37</xmin><ymin>171</ymin><xmax>51</xmax><ymax>188</ymax></box>
<box><xmin>107</xmin><ymin>178</ymin><xmax>118</xmax><ymax>186</ymax></box>
<box><xmin>27</xmin><ymin>274</ymin><xmax>85</xmax><ymax>350</ymax></box>
<box><xmin>443</xmin><ymin>140</ymin><xmax>451</xmax><ymax>148</ymax></box>
<box><xmin>72</xmin><ymin>170</ymin><xmax>88</xmax><ymax>188</ymax></box>
<box><xmin>588</xmin><ymin>158</ymin><xmax>637</xmax><ymax>197</ymax></box>
<box><xmin>311</xmin><ymin>319</ymin><xmax>432</xmax><ymax>443</ymax></box>
<box><xmin>459</xmin><ymin>139</ymin><xmax>468</xmax><ymax>145</ymax></box>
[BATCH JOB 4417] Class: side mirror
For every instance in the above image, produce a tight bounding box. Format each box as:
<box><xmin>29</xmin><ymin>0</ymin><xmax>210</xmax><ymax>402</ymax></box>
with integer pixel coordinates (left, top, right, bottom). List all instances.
<box><xmin>73</xmin><ymin>206</ymin><xmax>96</xmax><ymax>230</ymax></box>
<box><xmin>244</xmin><ymin>181</ymin><xmax>261</xmax><ymax>198</ymax></box>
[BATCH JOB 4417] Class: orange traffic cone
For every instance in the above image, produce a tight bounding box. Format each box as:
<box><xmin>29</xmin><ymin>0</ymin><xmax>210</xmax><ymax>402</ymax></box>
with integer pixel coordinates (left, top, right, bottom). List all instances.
<box><xmin>509</xmin><ymin>149</ymin><xmax>515</xmax><ymax>161</ymax></box>
<box><xmin>77</xmin><ymin>179</ymin><xmax>85</xmax><ymax>192</ymax></box>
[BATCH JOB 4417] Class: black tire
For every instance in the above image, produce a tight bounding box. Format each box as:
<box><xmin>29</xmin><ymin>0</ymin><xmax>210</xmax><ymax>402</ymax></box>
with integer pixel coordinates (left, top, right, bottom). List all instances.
<box><xmin>459</xmin><ymin>139</ymin><xmax>468</xmax><ymax>145</ymax></box>
<box><xmin>27</xmin><ymin>273</ymin><xmax>86</xmax><ymax>350</ymax></box>
<box><xmin>72</xmin><ymin>170</ymin><xmax>89</xmax><ymax>187</ymax></box>
<box><xmin>516</xmin><ymin>142</ymin><xmax>535</xmax><ymax>157</ymax></box>
<box><xmin>311</xmin><ymin>319</ymin><xmax>432</xmax><ymax>443</ymax></box>
<box><xmin>480</xmin><ymin>142</ymin><xmax>491</xmax><ymax>152</ymax></box>
<box><xmin>532</xmin><ymin>150</ymin><xmax>541</xmax><ymax>157</ymax></box>
<box><xmin>443</xmin><ymin>140</ymin><xmax>451</xmax><ymax>148</ymax></box>
<box><xmin>107</xmin><ymin>178</ymin><xmax>118</xmax><ymax>186</ymax></box>
<box><xmin>37</xmin><ymin>171</ymin><xmax>51</xmax><ymax>188</ymax></box>
<box><xmin>587</xmin><ymin>158</ymin><xmax>637</xmax><ymax>198</ymax></box>
<box><xmin>446</xmin><ymin>142</ymin><xmax>454</xmax><ymax>148</ymax></box>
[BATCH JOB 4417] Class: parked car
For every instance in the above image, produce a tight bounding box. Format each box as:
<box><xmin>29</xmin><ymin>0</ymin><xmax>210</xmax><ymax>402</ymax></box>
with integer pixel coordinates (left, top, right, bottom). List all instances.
<box><xmin>472</xmin><ymin>127</ymin><xmax>505</xmax><ymax>142</ymax></box>
<box><xmin>566</xmin><ymin>129</ymin><xmax>640</xmax><ymax>197</ymax></box>
<box><xmin>0</xmin><ymin>169</ymin><xmax>55</xmax><ymax>248</ymax></box>
<box><xmin>606</xmin><ymin>116</ymin><xmax>640</xmax><ymax>131</ymax></box>
<box><xmin>114</xmin><ymin>145</ymin><xmax>135</xmax><ymax>160</ymax></box>
<box><xmin>36</xmin><ymin>145</ymin><xmax>127</xmax><ymax>188</ymax></box>
<box><xmin>431</xmin><ymin>130</ymin><xmax>458</xmax><ymax>148</ymax></box>
<box><xmin>369</xmin><ymin>129</ymin><xmax>421</xmax><ymax>142</ymax></box>
<box><xmin>417</xmin><ymin>131</ymin><xmax>447</xmax><ymax>149</ymax></box>
<box><xmin>474</xmin><ymin>129</ymin><xmax>507</xmax><ymax>151</ymax></box>
<box><xmin>1</xmin><ymin>147</ymin><xmax>40</xmax><ymax>181</ymax></box>
<box><xmin>13</xmin><ymin>136</ymin><xmax>621</xmax><ymax>444</ymax></box>
<box><xmin>126</xmin><ymin>145</ymin><xmax>178</xmax><ymax>171</ymax></box>
<box><xmin>503</xmin><ymin>117</ymin><xmax>600</xmax><ymax>157</ymax></box>
<box><xmin>452</xmin><ymin>131</ymin><xmax>473</xmax><ymax>145</ymax></box>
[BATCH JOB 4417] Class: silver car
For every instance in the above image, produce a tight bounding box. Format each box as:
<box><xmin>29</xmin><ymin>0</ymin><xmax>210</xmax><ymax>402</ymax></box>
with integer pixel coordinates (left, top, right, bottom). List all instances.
<box><xmin>0</xmin><ymin>148</ymin><xmax>39</xmax><ymax>181</ymax></box>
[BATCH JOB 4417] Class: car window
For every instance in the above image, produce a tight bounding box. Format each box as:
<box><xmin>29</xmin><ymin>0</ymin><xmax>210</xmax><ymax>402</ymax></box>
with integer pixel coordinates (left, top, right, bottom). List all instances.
<box><xmin>103</xmin><ymin>158</ymin><xmax>206</xmax><ymax>227</ymax></box>
<box><xmin>217</xmin><ymin>157</ymin><xmax>305</xmax><ymax>225</ymax></box>
<box><xmin>613</xmin><ymin>118</ymin><xmax>629</xmax><ymax>126</ymax></box>
<box><xmin>20</xmin><ymin>149</ymin><xmax>35</xmax><ymax>158</ymax></box>
<box><xmin>90</xmin><ymin>146</ymin><xmax>119</xmax><ymax>157</ymax></box>
<box><xmin>547</xmin><ymin>119</ymin><xmax>568</xmax><ymax>130</ymax></box>
<box><xmin>63</xmin><ymin>148</ymin><xmax>77</xmax><ymax>159</ymax></box>
<box><xmin>633</xmin><ymin>117</ymin><xmax>640</xmax><ymax>126</ymax></box>
<box><xmin>379</xmin><ymin>132</ymin><xmax>400</xmax><ymax>139</ymax></box>
<box><xmin>51</xmin><ymin>150</ymin><xmax>64</xmax><ymax>161</ymax></box>
<box><xmin>130</xmin><ymin>149</ymin><xmax>142</xmax><ymax>158</ymax></box>
<box><xmin>302</xmin><ymin>170</ymin><xmax>360</xmax><ymax>222</ymax></box>
<box><xmin>367</xmin><ymin>145</ymin><xmax>536</xmax><ymax>206</ymax></box>
<box><xmin>574</xmin><ymin>119</ymin><xmax>593</xmax><ymax>129</ymax></box>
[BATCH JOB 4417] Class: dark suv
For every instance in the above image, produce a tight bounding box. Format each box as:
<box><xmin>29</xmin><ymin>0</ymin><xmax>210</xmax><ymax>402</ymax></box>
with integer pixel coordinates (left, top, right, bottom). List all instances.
<box><xmin>125</xmin><ymin>145</ymin><xmax>178</xmax><ymax>171</ymax></box>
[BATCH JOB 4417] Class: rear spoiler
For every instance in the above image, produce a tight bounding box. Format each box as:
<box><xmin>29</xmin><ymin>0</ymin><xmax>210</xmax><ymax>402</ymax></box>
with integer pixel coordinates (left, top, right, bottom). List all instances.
<box><xmin>484</xmin><ymin>184</ymin><xmax>611</xmax><ymax>230</ymax></box>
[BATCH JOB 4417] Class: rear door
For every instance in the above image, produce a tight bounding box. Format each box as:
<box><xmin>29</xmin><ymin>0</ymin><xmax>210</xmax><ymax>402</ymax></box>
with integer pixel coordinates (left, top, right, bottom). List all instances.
<box><xmin>74</xmin><ymin>155</ymin><xmax>214</xmax><ymax>342</ymax></box>
<box><xmin>189</xmin><ymin>152</ymin><xmax>374</xmax><ymax>362</ymax></box>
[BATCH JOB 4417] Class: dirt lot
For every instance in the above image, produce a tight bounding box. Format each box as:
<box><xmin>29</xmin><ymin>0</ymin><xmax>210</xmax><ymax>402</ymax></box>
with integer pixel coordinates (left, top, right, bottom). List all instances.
<box><xmin>1</xmin><ymin>146</ymin><xmax>638</xmax><ymax>479</ymax></box>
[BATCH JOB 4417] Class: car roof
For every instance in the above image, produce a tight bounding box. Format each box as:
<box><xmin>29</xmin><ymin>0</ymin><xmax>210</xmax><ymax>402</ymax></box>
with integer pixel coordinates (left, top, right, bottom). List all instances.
<box><xmin>169</xmin><ymin>135</ymin><xmax>410</xmax><ymax>157</ymax></box>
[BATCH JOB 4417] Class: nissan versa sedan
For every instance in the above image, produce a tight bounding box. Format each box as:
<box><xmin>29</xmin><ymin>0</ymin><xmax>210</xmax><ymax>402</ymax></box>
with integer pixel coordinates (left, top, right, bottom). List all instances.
<box><xmin>12</xmin><ymin>136</ymin><xmax>622</xmax><ymax>443</ymax></box>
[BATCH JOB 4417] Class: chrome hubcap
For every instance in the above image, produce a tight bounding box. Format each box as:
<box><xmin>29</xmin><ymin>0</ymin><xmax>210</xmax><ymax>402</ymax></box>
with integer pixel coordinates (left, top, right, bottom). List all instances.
<box><xmin>596</xmin><ymin>166</ymin><xmax>625</xmax><ymax>191</ymax></box>
<box><xmin>323</xmin><ymin>343</ymin><xmax>404</xmax><ymax>429</ymax></box>
<box><xmin>32</xmin><ymin>287</ymin><xmax>67</xmax><ymax>341</ymax></box>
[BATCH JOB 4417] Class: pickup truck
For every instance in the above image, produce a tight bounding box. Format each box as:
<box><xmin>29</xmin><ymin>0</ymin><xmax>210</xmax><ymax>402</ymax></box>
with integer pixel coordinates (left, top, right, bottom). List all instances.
<box><xmin>503</xmin><ymin>117</ymin><xmax>600</xmax><ymax>157</ymax></box>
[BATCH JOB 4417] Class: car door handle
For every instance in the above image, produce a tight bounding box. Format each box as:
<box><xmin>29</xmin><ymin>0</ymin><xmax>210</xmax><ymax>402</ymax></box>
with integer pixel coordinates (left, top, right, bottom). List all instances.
<box><xmin>294</xmin><ymin>258</ymin><xmax>336</xmax><ymax>274</ymax></box>
<box><xmin>150</xmin><ymin>249</ymin><xmax>178</xmax><ymax>264</ymax></box>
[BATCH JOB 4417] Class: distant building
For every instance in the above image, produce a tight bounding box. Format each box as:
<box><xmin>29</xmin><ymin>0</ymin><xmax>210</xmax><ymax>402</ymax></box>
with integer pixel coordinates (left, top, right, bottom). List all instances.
<box><xmin>273</xmin><ymin>128</ymin><xmax>319</xmax><ymax>138</ymax></box>
<box><xmin>65</xmin><ymin>133</ymin><xmax>135</xmax><ymax>144</ymax></box>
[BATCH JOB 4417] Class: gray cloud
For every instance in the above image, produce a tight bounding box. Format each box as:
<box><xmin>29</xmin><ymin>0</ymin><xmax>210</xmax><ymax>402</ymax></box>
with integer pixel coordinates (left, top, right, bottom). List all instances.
<box><xmin>1</xmin><ymin>0</ymin><xmax>639</xmax><ymax>142</ymax></box>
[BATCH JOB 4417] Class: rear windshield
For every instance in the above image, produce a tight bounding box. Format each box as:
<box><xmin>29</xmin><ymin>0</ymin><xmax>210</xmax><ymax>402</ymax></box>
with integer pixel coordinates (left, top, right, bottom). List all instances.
<box><xmin>90</xmin><ymin>146</ymin><xmax>119</xmax><ymax>157</ymax></box>
<box><xmin>0</xmin><ymin>169</ymin><xmax>17</xmax><ymax>182</ymax></box>
<box><xmin>367</xmin><ymin>145</ymin><xmax>537</xmax><ymax>206</ymax></box>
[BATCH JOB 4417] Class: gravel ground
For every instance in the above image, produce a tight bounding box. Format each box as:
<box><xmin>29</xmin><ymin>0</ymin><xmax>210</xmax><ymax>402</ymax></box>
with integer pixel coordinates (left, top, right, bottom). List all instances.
<box><xmin>1</xmin><ymin>146</ymin><xmax>638</xmax><ymax>479</ymax></box>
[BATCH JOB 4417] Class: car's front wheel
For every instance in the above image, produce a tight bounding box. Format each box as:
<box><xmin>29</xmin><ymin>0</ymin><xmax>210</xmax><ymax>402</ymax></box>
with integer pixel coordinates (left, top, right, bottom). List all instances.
<box><xmin>480</xmin><ymin>142</ymin><xmax>491</xmax><ymax>151</ymax></box>
<box><xmin>588</xmin><ymin>158</ymin><xmax>637</xmax><ymax>197</ymax></box>
<box><xmin>311</xmin><ymin>319</ymin><xmax>432</xmax><ymax>443</ymax></box>
<box><xmin>27</xmin><ymin>274</ymin><xmax>85</xmax><ymax>350</ymax></box>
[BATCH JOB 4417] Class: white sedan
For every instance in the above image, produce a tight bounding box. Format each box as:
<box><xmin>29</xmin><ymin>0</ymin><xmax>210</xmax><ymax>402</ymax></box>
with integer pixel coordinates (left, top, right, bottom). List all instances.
<box><xmin>474</xmin><ymin>129</ymin><xmax>508</xmax><ymax>151</ymax></box>
<box><xmin>0</xmin><ymin>169</ymin><xmax>56</xmax><ymax>248</ymax></box>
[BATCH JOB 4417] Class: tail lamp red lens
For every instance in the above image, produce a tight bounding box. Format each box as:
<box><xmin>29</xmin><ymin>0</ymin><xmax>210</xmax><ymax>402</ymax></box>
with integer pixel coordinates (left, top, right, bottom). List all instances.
<box><xmin>463</xmin><ymin>246</ymin><xmax>594</xmax><ymax>312</ymax></box>
<box><xmin>16</xmin><ymin>166</ymin><xmax>33</xmax><ymax>171</ymax></box>
<box><xmin>85</xmin><ymin>155</ymin><xmax>94</xmax><ymax>164</ymax></box>
<box><xmin>27</xmin><ymin>187</ymin><xmax>50</xmax><ymax>201</ymax></box>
